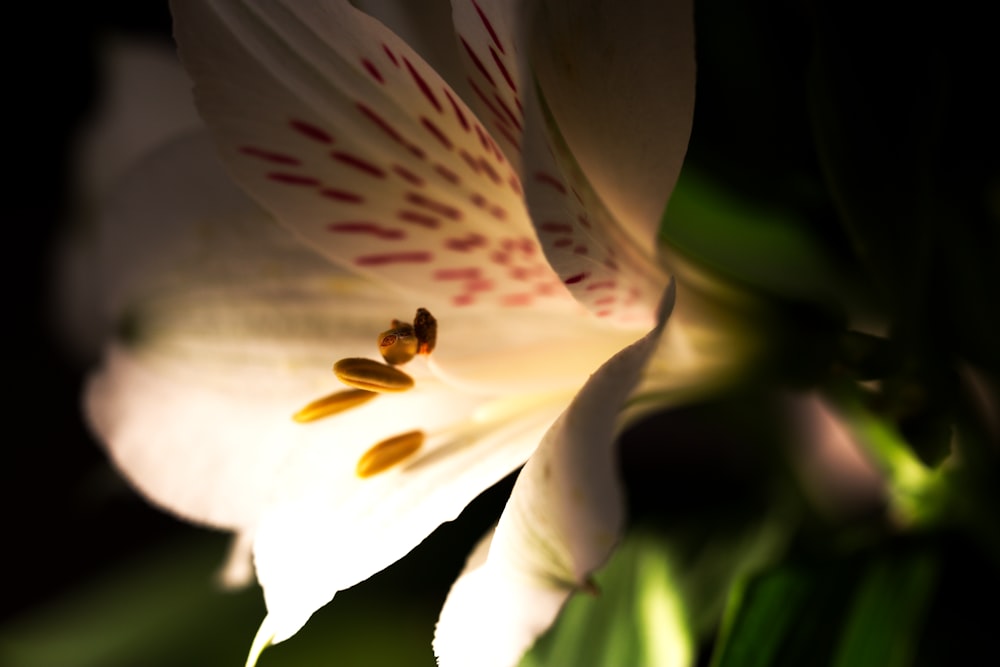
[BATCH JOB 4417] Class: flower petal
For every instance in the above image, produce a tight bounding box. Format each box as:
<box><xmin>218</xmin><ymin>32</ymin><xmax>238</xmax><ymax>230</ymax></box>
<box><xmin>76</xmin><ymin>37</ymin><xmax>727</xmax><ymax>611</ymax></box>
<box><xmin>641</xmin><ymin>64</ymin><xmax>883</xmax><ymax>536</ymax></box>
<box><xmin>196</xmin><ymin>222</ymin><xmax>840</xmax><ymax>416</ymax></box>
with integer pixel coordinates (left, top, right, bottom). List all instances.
<box><xmin>450</xmin><ymin>0</ymin><xmax>691</xmax><ymax>326</ymax></box>
<box><xmin>172</xmin><ymin>0</ymin><xmax>577</xmax><ymax>314</ymax></box>
<box><xmin>527</xmin><ymin>0</ymin><xmax>696</xmax><ymax>257</ymax></box>
<box><xmin>54</xmin><ymin>38</ymin><xmax>201</xmax><ymax>360</ymax></box>
<box><xmin>433</xmin><ymin>282</ymin><xmax>676</xmax><ymax>667</ymax></box>
<box><xmin>83</xmin><ymin>131</ymin><xmax>466</xmax><ymax>529</ymax></box>
<box><xmin>252</xmin><ymin>389</ymin><xmax>571</xmax><ymax>643</ymax></box>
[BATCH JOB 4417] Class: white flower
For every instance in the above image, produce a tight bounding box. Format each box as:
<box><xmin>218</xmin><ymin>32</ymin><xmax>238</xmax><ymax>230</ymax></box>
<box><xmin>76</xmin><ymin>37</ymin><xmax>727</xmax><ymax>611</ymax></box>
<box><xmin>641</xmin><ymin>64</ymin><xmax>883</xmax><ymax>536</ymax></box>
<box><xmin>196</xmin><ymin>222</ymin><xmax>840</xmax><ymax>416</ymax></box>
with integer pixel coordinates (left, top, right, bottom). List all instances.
<box><xmin>81</xmin><ymin>1</ymin><xmax>706</xmax><ymax>665</ymax></box>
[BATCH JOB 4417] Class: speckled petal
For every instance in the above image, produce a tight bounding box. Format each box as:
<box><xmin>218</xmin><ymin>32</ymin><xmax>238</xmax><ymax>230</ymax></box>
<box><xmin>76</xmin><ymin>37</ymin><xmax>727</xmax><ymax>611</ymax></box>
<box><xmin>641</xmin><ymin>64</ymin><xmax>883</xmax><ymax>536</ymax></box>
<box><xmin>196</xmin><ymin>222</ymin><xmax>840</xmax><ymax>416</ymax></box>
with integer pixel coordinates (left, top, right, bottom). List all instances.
<box><xmin>171</xmin><ymin>0</ymin><xmax>578</xmax><ymax>314</ymax></box>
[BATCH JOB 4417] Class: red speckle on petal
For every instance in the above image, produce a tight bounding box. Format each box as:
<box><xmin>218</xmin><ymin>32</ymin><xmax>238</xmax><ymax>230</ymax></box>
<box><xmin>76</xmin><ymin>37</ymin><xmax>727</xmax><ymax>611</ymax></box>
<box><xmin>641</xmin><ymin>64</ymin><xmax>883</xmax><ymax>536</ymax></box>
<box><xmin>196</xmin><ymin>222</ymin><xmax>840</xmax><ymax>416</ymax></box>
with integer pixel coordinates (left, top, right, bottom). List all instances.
<box><xmin>445</xmin><ymin>233</ymin><xmax>487</xmax><ymax>251</ymax></box>
<box><xmin>471</xmin><ymin>0</ymin><xmax>505</xmax><ymax>55</ymax></box>
<box><xmin>392</xmin><ymin>164</ymin><xmax>425</xmax><ymax>187</ymax></box>
<box><xmin>586</xmin><ymin>280</ymin><xmax>617</xmax><ymax>291</ymax></box>
<box><xmin>508</xmin><ymin>174</ymin><xmax>522</xmax><ymax>195</ymax></box>
<box><xmin>490</xmin><ymin>46</ymin><xmax>517</xmax><ymax>93</ymax></box>
<box><xmin>331</xmin><ymin>151</ymin><xmax>386</xmax><ymax>178</ymax></box>
<box><xmin>362</xmin><ymin>58</ymin><xmax>384</xmax><ymax>83</ymax></box>
<box><xmin>501</xmin><ymin>293</ymin><xmax>534</xmax><ymax>307</ymax></box>
<box><xmin>596</xmin><ymin>309</ymin><xmax>613</xmax><ymax>318</ymax></box>
<box><xmin>466</xmin><ymin>278</ymin><xmax>494</xmax><ymax>292</ymax></box>
<box><xmin>357</xmin><ymin>103</ymin><xmax>424</xmax><ymax>159</ymax></box>
<box><xmin>355</xmin><ymin>251</ymin><xmax>433</xmax><ymax>266</ymax></box>
<box><xmin>474</xmin><ymin>123</ymin><xmax>491</xmax><ymax>152</ymax></box>
<box><xmin>468</xmin><ymin>80</ymin><xmax>509</xmax><ymax>129</ymax></box>
<box><xmin>404</xmin><ymin>57</ymin><xmax>442</xmax><ymax>113</ymax></box>
<box><xmin>535</xmin><ymin>171</ymin><xmax>567</xmax><ymax>194</ymax></box>
<box><xmin>553</xmin><ymin>238</ymin><xmax>573</xmax><ymax>248</ymax></box>
<box><xmin>478</xmin><ymin>159</ymin><xmax>502</xmax><ymax>186</ymax></box>
<box><xmin>444</xmin><ymin>89</ymin><xmax>470</xmax><ymax>131</ymax></box>
<box><xmin>577</xmin><ymin>214</ymin><xmax>592</xmax><ymax>229</ymax></box>
<box><xmin>397</xmin><ymin>210</ymin><xmax>440</xmax><ymax>229</ymax></box>
<box><xmin>267</xmin><ymin>173</ymin><xmax>320</xmax><ymax>186</ymax></box>
<box><xmin>489</xmin><ymin>206</ymin><xmax>507</xmax><ymax>221</ymax></box>
<box><xmin>434</xmin><ymin>164</ymin><xmax>460</xmax><ymax>184</ymax></box>
<box><xmin>421</xmin><ymin>117</ymin><xmax>453</xmax><ymax>150</ymax></box>
<box><xmin>460</xmin><ymin>150</ymin><xmax>482</xmax><ymax>174</ymax></box>
<box><xmin>492</xmin><ymin>121</ymin><xmax>521</xmax><ymax>153</ymax></box>
<box><xmin>573</xmin><ymin>245</ymin><xmax>589</xmax><ymax>255</ymax></box>
<box><xmin>434</xmin><ymin>267</ymin><xmax>481</xmax><ymax>280</ymax></box>
<box><xmin>453</xmin><ymin>293</ymin><xmax>475</xmax><ymax>306</ymax></box>
<box><xmin>494</xmin><ymin>94</ymin><xmax>522</xmax><ymax>131</ymax></box>
<box><xmin>539</xmin><ymin>222</ymin><xmax>573</xmax><ymax>234</ymax></box>
<box><xmin>239</xmin><ymin>146</ymin><xmax>301</xmax><ymax>165</ymax></box>
<box><xmin>328</xmin><ymin>222</ymin><xmax>405</xmax><ymax>239</ymax></box>
<box><xmin>382</xmin><ymin>44</ymin><xmax>399</xmax><ymax>66</ymax></box>
<box><xmin>406</xmin><ymin>192</ymin><xmax>462</xmax><ymax>220</ymax></box>
<box><xmin>290</xmin><ymin>119</ymin><xmax>334</xmax><ymax>144</ymax></box>
<box><xmin>460</xmin><ymin>37</ymin><xmax>496</xmax><ymax>87</ymax></box>
<box><xmin>320</xmin><ymin>188</ymin><xmax>364</xmax><ymax>203</ymax></box>
<box><xmin>491</xmin><ymin>251</ymin><xmax>510</xmax><ymax>265</ymax></box>
<box><xmin>594</xmin><ymin>296</ymin><xmax>616</xmax><ymax>306</ymax></box>
<box><xmin>564</xmin><ymin>272</ymin><xmax>589</xmax><ymax>285</ymax></box>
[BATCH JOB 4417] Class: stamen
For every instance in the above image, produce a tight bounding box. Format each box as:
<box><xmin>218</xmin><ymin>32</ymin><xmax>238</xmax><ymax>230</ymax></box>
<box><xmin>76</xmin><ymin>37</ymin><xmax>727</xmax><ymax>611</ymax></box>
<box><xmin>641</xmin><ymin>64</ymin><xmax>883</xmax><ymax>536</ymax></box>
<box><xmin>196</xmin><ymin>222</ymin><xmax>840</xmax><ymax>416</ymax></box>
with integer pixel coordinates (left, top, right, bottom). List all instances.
<box><xmin>292</xmin><ymin>388</ymin><xmax>377</xmax><ymax>423</ymax></box>
<box><xmin>414</xmin><ymin>307</ymin><xmax>438</xmax><ymax>354</ymax></box>
<box><xmin>378</xmin><ymin>322</ymin><xmax>419</xmax><ymax>365</ymax></box>
<box><xmin>356</xmin><ymin>430</ymin><xmax>425</xmax><ymax>477</ymax></box>
<box><xmin>334</xmin><ymin>357</ymin><xmax>415</xmax><ymax>392</ymax></box>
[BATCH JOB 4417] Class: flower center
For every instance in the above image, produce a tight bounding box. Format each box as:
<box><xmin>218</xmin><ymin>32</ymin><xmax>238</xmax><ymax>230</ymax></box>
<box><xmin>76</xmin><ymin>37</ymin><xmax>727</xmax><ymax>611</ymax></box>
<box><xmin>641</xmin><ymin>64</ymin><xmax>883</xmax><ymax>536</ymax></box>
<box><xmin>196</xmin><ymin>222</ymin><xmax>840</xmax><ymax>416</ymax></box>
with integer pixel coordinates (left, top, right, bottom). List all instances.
<box><xmin>292</xmin><ymin>308</ymin><xmax>438</xmax><ymax>478</ymax></box>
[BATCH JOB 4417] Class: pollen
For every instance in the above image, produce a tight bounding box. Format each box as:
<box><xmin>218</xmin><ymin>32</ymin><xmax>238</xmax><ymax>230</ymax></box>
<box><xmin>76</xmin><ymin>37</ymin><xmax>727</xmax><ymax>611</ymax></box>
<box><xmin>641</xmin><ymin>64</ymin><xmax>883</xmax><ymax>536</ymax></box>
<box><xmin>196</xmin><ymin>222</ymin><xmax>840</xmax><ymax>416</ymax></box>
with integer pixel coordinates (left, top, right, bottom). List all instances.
<box><xmin>292</xmin><ymin>388</ymin><xmax>377</xmax><ymax>423</ymax></box>
<box><xmin>356</xmin><ymin>430</ymin><xmax>425</xmax><ymax>477</ymax></box>
<box><xmin>334</xmin><ymin>357</ymin><xmax>415</xmax><ymax>392</ymax></box>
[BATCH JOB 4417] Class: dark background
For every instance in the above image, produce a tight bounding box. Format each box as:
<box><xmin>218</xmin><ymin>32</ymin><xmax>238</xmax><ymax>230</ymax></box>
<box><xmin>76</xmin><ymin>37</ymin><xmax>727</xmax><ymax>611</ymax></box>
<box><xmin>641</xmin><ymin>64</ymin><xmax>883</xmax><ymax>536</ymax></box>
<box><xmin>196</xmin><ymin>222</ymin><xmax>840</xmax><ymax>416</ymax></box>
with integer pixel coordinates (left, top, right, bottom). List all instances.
<box><xmin>6</xmin><ymin>0</ymin><xmax>998</xmax><ymax>665</ymax></box>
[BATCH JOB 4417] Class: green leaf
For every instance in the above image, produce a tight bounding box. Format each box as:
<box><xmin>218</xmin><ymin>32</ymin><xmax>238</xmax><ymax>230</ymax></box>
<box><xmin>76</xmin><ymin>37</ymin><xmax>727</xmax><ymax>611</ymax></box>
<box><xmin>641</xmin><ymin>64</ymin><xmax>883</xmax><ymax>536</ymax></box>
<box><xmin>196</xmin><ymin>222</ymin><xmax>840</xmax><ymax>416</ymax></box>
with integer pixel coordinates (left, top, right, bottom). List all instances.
<box><xmin>833</xmin><ymin>550</ymin><xmax>937</xmax><ymax>667</ymax></box>
<box><xmin>711</xmin><ymin>546</ymin><xmax>939</xmax><ymax>667</ymax></box>
<box><xmin>661</xmin><ymin>169</ymin><xmax>842</xmax><ymax>302</ymax></box>
<box><xmin>520</xmin><ymin>531</ymin><xmax>694</xmax><ymax>667</ymax></box>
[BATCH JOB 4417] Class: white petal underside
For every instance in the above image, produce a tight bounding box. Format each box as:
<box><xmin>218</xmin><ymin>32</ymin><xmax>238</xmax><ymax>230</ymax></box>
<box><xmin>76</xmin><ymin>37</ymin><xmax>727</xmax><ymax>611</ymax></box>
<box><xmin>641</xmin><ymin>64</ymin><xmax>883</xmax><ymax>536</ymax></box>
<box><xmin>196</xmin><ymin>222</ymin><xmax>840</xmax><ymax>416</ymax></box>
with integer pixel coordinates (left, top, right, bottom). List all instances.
<box><xmin>449</xmin><ymin>0</ymin><xmax>692</xmax><ymax>326</ymax></box>
<box><xmin>434</xmin><ymin>283</ymin><xmax>676</xmax><ymax>667</ymax></box>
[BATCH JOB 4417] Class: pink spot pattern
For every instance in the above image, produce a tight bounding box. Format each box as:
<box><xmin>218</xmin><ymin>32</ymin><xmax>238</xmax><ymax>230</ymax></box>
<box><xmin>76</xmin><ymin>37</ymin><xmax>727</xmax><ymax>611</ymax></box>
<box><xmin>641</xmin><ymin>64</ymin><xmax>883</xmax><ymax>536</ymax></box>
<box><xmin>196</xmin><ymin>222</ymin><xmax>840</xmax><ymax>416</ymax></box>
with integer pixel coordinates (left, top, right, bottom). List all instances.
<box><xmin>224</xmin><ymin>1</ymin><xmax>659</xmax><ymax>322</ymax></box>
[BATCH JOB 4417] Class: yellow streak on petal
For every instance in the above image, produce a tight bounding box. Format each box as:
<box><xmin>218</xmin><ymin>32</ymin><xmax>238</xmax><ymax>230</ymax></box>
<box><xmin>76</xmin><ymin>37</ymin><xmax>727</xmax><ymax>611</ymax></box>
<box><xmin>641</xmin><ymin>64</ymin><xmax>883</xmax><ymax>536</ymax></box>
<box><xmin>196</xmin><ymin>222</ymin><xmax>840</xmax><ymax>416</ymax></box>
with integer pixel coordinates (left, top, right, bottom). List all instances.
<box><xmin>333</xmin><ymin>357</ymin><xmax>415</xmax><ymax>392</ymax></box>
<box><xmin>356</xmin><ymin>430</ymin><xmax>425</xmax><ymax>478</ymax></box>
<box><xmin>292</xmin><ymin>388</ymin><xmax>377</xmax><ymax>423</ymax></box>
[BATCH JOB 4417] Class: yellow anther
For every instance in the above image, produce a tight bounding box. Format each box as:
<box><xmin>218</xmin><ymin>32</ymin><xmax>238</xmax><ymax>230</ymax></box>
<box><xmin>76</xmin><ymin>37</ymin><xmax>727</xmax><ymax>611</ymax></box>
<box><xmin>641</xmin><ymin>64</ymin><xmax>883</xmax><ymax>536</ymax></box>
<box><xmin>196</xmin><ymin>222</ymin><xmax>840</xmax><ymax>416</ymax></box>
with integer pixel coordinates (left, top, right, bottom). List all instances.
<box><xmin>378</xmin><ymin>323</ymin><xmax>419</xmax><ymax>365</ymax></box>
<box><xmin>356</xmin><ymin>430</ymin><xmax>425</xmax><ymax>478</ymax></box>
<box><xmin>333</xmin><ymin>357</ymin><xmax>415</xmax><ymax>392</ymax></box>
<box><xmin>292</xmin><ymin>388</ymin><xmax>377</xmax><ymax>423</ymax></box>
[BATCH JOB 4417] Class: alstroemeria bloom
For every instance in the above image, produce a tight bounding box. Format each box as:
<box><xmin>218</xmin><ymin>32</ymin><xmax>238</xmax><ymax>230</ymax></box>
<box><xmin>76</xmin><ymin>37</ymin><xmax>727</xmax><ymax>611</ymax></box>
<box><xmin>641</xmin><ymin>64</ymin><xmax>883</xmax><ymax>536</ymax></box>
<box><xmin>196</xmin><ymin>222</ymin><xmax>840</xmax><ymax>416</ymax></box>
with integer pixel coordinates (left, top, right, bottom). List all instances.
<box><xmin>84</xmin><ymin>0</ymin><xmax>701</xmax><ymax>664</ymax></box>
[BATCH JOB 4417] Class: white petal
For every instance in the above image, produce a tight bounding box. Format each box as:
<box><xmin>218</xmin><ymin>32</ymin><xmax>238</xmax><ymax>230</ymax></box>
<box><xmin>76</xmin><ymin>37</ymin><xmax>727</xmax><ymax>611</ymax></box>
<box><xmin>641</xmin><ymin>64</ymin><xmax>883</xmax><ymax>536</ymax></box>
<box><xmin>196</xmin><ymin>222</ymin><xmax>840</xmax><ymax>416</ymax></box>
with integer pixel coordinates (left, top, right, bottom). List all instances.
<box><xmin>434</xmin><ymin>283</ymin><xmax>675</xmax><ymax>667</ymax></box>
<box><xmin>449</xmin><ymin>0</ymin><xmax>682</xmax><ymax>326</ymax></box>
<box><xmin>352</xmin><ymin>0</ymin><xmax>469</xmax><ymax>94</ymax></box>
<box><xmin>83</xmin><ymin>130</ymin><xmax>466</xmax><ymax>529</ymax></box>
<box><xmin>75</xmin><ymin>37</ymin><xmax>202</xmax><ymax>206</ymax></box>
<box><xmin>528</xmin><ymin>0</ymin><xmax>695</xmax><ymax>257</ymax></box>
<box><xmin>254</xmin><ymin>389</ymin><xmax>570</xmax><ymax>643</ymax></box>
<box><xmin>172</xmin><ymin>0</ymin><xmax>579</xmax><ymax>314</ymax></box>
<box><xmin>54</xmin><ymin>38</ymin><xmax>201</xmax><ymax>359</ymax></box>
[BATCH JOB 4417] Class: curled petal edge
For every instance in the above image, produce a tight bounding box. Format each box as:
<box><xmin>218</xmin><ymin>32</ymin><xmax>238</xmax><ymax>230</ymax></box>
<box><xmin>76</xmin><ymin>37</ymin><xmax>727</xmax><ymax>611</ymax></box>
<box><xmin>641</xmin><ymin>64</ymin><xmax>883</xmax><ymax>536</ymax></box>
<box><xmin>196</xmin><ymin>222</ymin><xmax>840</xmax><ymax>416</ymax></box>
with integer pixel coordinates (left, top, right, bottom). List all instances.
<box><xmin>434</xmin><ymin>280</ymin><xmax>676</xmax><ymax>667</ymax></box>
